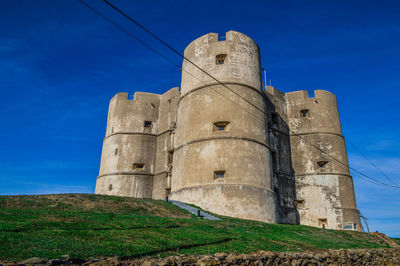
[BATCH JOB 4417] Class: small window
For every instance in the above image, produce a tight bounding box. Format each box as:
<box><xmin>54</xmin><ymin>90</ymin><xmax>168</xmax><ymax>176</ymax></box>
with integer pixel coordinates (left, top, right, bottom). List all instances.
<box><xmin>115</xmin><ymin>148</ymin><xmax>118</xmax><ymax>155</ymax></box>
<box><xmin>271</xmin><ymin>112</ymin><xmax>279</xmax><ymax>124</ymax></box>
<box><xmin>133</xmin><ymin>163</ymin><xmax>145</xmax><ymax>170</ymax></box>
<box><xmin>144</xmin><ymin>121</ymin><xmax>152</xmax><ymax>128</ymax></box>
<box><xmin>108</xmin><ymin>184</ymin><xmax>112</xmax><ymax>191</ymax></box>
<box><xmin>300</xmin><ymin>109</ymin><xmax>309</xmax><ymax>117</ymax></box>
<box><xmin>168</xmin><ymin>150</ymin><xmax>174</xmax><ymax>164</ymax></box>
<box><xmin>216</xmin><ymin>54</ymin><xmax>227</xmax><ymax>65</ymax></box>
<box><xmin>213</xmin><ymin>121</ymin><xmax>229</xmax><ymax>131</ymax></box>
<box><xmin>317</xmin><ymin>161</ymin><xmax>328</xmax><ymax>167</ymax></box>
<box><xmin>271</xmin><ymin>150</ymin><xmax>278</xmax><ymax>171</ymax></box>
<box><xmin>111</xmin><ymin>127</ymin><xmax>114</xmax><ymax>134</ymax></box>
<box><xmin>214</xmin><ymin>170</ymin><xmax>225</xmax><ymax>179</ymax></box>
<box><xmin>295</xmin><ymin>199</ymin><xmax>305</xmax><ymax>207</ymax></box>
<box><xmin>342</xmin><ymin>223</ymin><xmax>357</xmax><ymax>230</ymax></box>
<box><xmin>318</xmin><ymin>218</ymin><xmax>328</xmax><ymax>228</ymax></box>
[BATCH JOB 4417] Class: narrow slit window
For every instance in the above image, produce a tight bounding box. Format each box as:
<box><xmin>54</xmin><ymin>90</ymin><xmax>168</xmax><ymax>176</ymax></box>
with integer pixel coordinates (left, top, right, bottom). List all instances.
<box><xmin>271</xmin><ymin>112</ymin><xmax>279</xmax><ymax>124</ymax></box>
<box><xmin>114</xmin><ymin>148</ymin><xmax>118</xmax><ymax>155</ymax></box>
<box><xmin>216</xmin><ymin>54</ymin><xmax>227</xmax><ymax>65</ymax></box>
<box><xmin>213</xmin><ymin>121</ymin><xmax>229</xmax><ymax>131</ymax></box>
<box><xmin>111</xmin><ymin>127</ymin><xmax>114</xmax><ymax>134</ymax></box>
<box><xmin>108</xmin><ymin>184</ymin><xmax>112</xmax><ymax>191</ymax></box>
<box><xmin>317</xmin><ymin>161</ymin><xmax>328</xmax><ymax>167</ymax></box>
<box><xmin>133</xmin><ymin>163</ymin><xmax>145</xmax><ymax>170</ymax></box>
<box><xmin>144</xmin><ymin>121</ymin><xmax>152</xmax><ymax>128</ymax></box>
<box><xmin>300</xmin><ymin>109</ymin><xmax>309</xmax><ymax>117</ymax></box>
<box><xmin>271</xmin><ymin>150</ymin><xmax>278</xmax><ymax>171</ymax></box>
<box><xmin>214</xmin><ymin>170</ymin><xmax>225</xmax><ymax>179</ymax></box>
<box><xmin>168</xmin><ymin>150</ymin><xmax>174</xmax><ymax>164</ymax></box>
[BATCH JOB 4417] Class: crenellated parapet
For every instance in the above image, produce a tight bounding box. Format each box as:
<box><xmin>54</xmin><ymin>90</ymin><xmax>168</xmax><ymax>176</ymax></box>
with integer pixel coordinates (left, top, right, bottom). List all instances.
<box><xmin>285</xmin><ymin>89</ymin><xmax>360</xmax><ymax>230</ymax></box>
<box><xmin>171</xmin><ymin>30</ymin><xmax>277</xmax><ymax>223</ymax></box>
<box><xmin>286</xmin><ymin>90</ymin><xmax>342</xmax><ymax>135</ymax></box>
<box><xmin>96</xmin><ymin>89</ymin><xmax>177</xmax><ymax>199</ymax></box>
<box><xmin>95</xmin><ymin>30</ymin><xmax>361</xmax><ymax>232</ymax></box>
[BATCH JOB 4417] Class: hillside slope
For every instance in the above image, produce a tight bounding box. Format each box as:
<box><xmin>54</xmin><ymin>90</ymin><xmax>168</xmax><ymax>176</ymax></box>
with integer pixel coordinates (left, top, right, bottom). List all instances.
<box><xmin>0</xmin><ymin>194</ymin><xmax>390</xmax><ymax>261</ymax></box>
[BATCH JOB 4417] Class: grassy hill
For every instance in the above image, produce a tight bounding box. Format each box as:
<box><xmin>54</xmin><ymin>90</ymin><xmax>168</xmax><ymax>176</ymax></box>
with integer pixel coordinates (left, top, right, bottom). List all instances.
<box><xmin>0</xmin><ymin>194</ymin><xmax>391</xmax><ymax>261</ymax></box>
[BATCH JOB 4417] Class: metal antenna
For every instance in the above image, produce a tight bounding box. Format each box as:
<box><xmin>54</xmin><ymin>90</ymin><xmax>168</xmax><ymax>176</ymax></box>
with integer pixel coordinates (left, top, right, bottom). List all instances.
<box><xmin>269</xmin><ymin>69</ymin><xmax>272</xmax><ymax>86</ymax></box>
<box><xmin>261</xmin><ymin>68</ymin><xmax>267</xmax><ymax>89</ymax></box>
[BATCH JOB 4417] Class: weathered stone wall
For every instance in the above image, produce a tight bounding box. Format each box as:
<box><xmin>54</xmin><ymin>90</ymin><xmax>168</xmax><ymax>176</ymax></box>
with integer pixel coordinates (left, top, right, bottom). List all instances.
<box><xmin>96</xmin><ymin>92</ymin><xmax>160</xmax><ymax>198</ymax></box>
<box><xmin>128</xmin><ymin>249</ymin><xmax>400</xmax><ymax>265</ymax></box>
<box><xmin>265</xmin><ymin>86</ymin><xmax>297</xmax><ymax>225</ymax></box>
<box><xmin>286</xmin><ymin>90</ymin><xmax>361</xmax><ymax>230</ymax></box>
<box><xmin>95</xmin><ymin>88</ymin><xmax>179</xmax><ymax>199</ymax></box>
<box><xmin>95</xmin><ymin>30</ymin><xmax>361</xmax><ymax>231</ymax></box>
<box><xmin>170</xmin><ymin>31</ymin><xmax>277</xmax><ymax>223</ymax></box>
<box><xmin>152</xmin><ymin>87</ymin><xmax>180</xmax><ymax>199</ymax></box>
<box><xmin>21</xmin><ymin>248</ymin><xmax>397</xmax><ymax>265</ymax></box>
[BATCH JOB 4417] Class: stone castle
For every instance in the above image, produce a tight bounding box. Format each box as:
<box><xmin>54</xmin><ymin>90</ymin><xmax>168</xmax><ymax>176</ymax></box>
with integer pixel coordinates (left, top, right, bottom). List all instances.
<box><xmin>95</xmin><ymin>31</ymin><xmax>361</xmax><ymax>231</ymax></box>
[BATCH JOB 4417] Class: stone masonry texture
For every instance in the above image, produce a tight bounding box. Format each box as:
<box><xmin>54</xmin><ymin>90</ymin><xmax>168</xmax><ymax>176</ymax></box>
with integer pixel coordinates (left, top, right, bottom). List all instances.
<box><xmin>95</xmin><ymin>30</ymin><xmax>361</xmax><ymax>231</ymax></box>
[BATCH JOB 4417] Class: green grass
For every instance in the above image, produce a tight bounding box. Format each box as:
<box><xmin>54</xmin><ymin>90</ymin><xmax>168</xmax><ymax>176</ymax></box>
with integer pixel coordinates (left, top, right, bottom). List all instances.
<box><xmin>0</xmin><ymin>194</ymin><xmax>390</xmax><ymax>261</ymax></box>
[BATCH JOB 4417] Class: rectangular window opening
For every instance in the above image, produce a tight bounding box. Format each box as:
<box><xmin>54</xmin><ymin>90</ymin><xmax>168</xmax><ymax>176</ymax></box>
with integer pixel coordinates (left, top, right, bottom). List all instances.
<box><xmin>317</xmin><ymin>161</ymin><xmax>328</xmax><ymax>167</ymax></box>
<box><xmin>318</xmin><ymin>218</ymin><xmax>328</xmax><ymax>228</ymax></box>
<box><xmin>214</xmin><ymin>170</ymin><xmax>225</xmax><ymax>179</ymax></box>
<box><xmin>294</xmin><ymin>199</ymin><xmax>305</xmax><ymax>208</ymax></box>
<box><xmin>271</xmin><ymin>112</ymin><xmax>279</xmax><ymax>124</ymax></box>
<box><xmin>114</xmin><ymin>148</ymin><xmax>118</xmax><ymax>155</ymax></box>
<box><xmin>144</xmin><ymin>121</ymin><xmax>152</xmax><ymax>128</ymax></box>
<box><xmin>108</xmin><ymin>184</ymin><xmax>112</xmax><ymax>191</ymax></box>
<box><xmin>342</xmin><ymin>223</ymin><xmax>357</xmax><ymax>230</ymax></box>
<box><xmin>271</xmin><ymin>150</ymin><xmax>278</xmax><ymax>171</ymax></box>
<box><xmin>213</xmin><ymin>121</ymin><xmax>229</xmax><ymax>131</ymax></box>
<box><xmin>111</xmin><ymin>127</ymin><xmax>114</xmax><ymax>134</ymax></box>
<box><xmin>168</xmin><ymin>150</ymin><xmax>174</xmax><ymax>164</ymax></box>
<box><xmin>133</xmin><ymin>163</ymin><xmax>145</xmax><ymax>170</ymax></box>
<box><xmin>216</xmin><ymin>54</ymin><xmax>227</xmax><ymax>65</ymax></box>
<box><xmin>300</xmin><ymin>109</ymin><xmax>309</xmax><ymax>117</ymax></box>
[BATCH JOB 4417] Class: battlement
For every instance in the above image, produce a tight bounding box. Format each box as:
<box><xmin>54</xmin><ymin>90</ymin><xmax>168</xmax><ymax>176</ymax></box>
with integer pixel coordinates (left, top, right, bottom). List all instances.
<box><xmin>285</xmin><ymin>89</ymin><xmax>337</xmax><ymax>101</ymax></box>
<box><xmin>96</xmin><ymin>30</ymin><xmax>360</xmax><ymax>231</ymax></box>
<box><xmin>181</xmin><ymin>31</ymin><xmax>262</xmax><ymax>94</ymax></box>
<box><xmin>184</xmin><ymin>30</ymin><xmax>258</xmax><ymax>56</ymax></box>
<box><xmin>110</xmin><ymin>91</ymin><xmax>161</xmax><ymax>105</ymax></box>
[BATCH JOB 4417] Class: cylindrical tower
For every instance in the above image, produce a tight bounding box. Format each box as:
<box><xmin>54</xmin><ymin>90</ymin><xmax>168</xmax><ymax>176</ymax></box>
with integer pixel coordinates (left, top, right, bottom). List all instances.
<box><xmin>287</xmin><ymin>90</ymin><xmax>361</xmax><ymax>231</ymax></box>
<box><xmin>170</xmin><ymin>31</ymin><xmax>277</xmax><ymax>223</ymax></box>
<box><xmin>95</xmin><ymin>92</ymin><xmax>159</xmax><ymax>198</ymax></box>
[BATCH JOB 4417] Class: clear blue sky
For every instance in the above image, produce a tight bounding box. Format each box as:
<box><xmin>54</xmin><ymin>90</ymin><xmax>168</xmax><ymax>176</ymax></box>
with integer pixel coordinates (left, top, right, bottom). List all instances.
<box><xmin>0</xmin><ymin>0</ymin><xmax>399</xmax><ymax>237</ymax></box>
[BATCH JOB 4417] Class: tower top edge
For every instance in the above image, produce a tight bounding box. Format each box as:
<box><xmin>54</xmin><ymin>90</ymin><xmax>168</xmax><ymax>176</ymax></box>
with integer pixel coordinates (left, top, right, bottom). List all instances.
<box><xmin>285</xmin><ymin>89</ymin><xmax>337</xmax><ymax>99</ymax></box>
<box><xmin>184</xmin><ymin>30</ymin><xmax>258</xmax><ymax>54</ymax></box>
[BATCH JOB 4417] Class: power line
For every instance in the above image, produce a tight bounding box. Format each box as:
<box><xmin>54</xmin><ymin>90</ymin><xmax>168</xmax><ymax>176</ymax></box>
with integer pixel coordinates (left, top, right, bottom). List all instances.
<box><xmin>79</xmin><ymin>0</ymin><xmax>400</xmax><ymax>189</ymax></box>
<box><xmin>348</xmin><ymin>140</ymin><xmax>398</xmax><ymax>186</ymax></box>
<box><xmin>102</xmin><ymin>0</ymin><xmax>267</xmax><ymax>116</ymax></box>
<box><xmin>289</xmin><ymin>129</ymin><xmax>400</xmax><ymax>188</ymax></box>
<box><xmin>76</xmin><ymin>0</ymin><xmax>267</xmax><ymax>126</ymax></box>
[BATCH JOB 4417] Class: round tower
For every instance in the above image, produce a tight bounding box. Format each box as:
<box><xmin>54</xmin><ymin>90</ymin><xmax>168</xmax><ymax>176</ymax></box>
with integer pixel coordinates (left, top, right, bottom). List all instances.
<box><xmin>286</xmin><ymin>90</ymin><xmax>361</xmax><ymax>231</ymax></box>
<box><xmin>95</xmin><ymin>92</ymin><xmax>159</xmax><ymax>198</ymax></box>
<box><xmin>170</xmin><ymin>31</ymin><xmax>277</xmax><ymax>223</ymax></box>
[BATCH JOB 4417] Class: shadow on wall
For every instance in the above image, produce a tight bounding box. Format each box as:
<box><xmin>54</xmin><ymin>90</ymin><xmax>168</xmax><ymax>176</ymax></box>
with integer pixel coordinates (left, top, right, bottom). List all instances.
<box><xmin>265</xmin><ymin>92</ymin><xmax>299</xmax><ymax>225</ymax></box>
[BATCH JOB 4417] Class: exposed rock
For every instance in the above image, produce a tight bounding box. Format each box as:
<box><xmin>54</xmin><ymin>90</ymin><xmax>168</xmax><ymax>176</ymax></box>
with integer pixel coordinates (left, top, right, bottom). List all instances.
<box><xmin>3</xmin><ymin>248</ymin><xmax>400</xmax><ymax>266</ymax></box>
<box><xmin>20</xmin><ymin>257</ymin><xmax>48</xmax><ymax>264</ymax></box>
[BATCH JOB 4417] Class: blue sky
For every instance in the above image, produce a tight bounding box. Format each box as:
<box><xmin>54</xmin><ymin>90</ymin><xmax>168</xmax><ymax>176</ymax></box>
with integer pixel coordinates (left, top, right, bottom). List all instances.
<box><xmin>0</xmin><ymin>0</ymin><xmax>399</xmax><ymax>237</ymax></box>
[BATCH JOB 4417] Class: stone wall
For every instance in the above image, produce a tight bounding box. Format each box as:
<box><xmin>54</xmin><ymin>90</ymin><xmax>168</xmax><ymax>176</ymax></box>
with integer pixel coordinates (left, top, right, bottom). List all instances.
<box><xmin>96</xmin><ymin>30</ymin><xmax>361</xmax><ymax>232</ymax></box>
<box><xmin>16</xmin><ymin>248</ymin><xmax>399</xmax><ymax>265</ymax></box>
<box><xmin>125</xmin><ymin>248</ymin><xmax>400</xmax><ymax>265</ymax></box>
